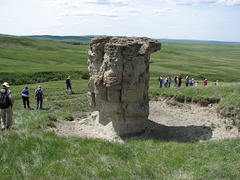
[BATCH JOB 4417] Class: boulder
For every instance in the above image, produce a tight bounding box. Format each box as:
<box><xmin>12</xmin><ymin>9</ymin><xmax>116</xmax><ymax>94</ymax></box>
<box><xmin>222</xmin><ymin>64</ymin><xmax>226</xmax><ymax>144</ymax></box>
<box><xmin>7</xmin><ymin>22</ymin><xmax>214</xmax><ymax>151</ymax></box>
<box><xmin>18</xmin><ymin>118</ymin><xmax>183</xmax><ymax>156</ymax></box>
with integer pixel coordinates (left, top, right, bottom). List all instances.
<box><xmin>87</xmin><ymin>36</ymin><xmax>161</xmax><ymax>137</ymax></box>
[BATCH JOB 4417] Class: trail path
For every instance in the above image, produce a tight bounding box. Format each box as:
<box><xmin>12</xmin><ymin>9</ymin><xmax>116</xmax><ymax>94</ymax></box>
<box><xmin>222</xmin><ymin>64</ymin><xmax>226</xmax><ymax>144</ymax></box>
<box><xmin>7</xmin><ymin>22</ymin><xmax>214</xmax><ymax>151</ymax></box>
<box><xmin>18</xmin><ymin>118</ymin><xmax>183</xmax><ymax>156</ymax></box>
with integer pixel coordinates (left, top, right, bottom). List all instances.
<box><xmin>51</xmin><ymin>99</ymin><xmax>239</xmax><ymax>143</ymax></box>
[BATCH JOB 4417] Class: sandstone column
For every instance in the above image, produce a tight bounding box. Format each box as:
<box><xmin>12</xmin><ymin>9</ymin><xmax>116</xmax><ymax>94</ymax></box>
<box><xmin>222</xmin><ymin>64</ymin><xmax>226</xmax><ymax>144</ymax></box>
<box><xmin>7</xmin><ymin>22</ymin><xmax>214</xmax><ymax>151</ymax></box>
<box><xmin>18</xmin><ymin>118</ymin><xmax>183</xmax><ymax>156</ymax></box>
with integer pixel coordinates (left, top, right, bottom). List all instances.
<box><xmin>87</xmin><ymin>36</ymin><xmax>161</xmax><ymax>137</ymax></box>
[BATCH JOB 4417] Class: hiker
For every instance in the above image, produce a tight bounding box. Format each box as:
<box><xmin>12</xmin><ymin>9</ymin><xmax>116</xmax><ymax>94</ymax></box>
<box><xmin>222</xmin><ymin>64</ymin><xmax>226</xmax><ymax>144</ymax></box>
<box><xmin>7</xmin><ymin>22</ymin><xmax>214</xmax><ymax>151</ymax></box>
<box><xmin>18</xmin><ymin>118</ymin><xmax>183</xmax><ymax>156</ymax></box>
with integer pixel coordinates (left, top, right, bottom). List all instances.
<box><xmin>174</xmin><ymin>75</ymin><xmax>177</xmax><ymax>87</ymax></box>
<box><xmin>215</xmin><ymin>80</ymin><xmax>219</xmax><ymax>86</ymax></box>
<box><xmin>21</xmin><ymin>87</ymin><xmax>31</xmax><ymax>109</ymax></box>
<box><xmin>0</xmin><ymin>82</ymin><xmax>14</xmax><ymax>131</ymax></box>
<box><xmin>204</xmin><ymin>79</ymin><xmax>208</xmax><ymax>86</ymax></box>
<box><xmin>164</xmin><ymin>78</ymin><xmax>168</xmax><ymax>88</ymax></box>
<box><xmin>158</xmin><ymin>75</ymin><xmax>163</xmax><ymax>88</ymax></box>
<box><xmin>178</xmin><ymin>74</ymin><xmax>182</xmax><ymax>87</ymax></box>
<box><xmin>176</xmin><ymin>75</ymin><xmax>180</xmax><ymax>87</ymax></box>
<box><xmin>185</xmin><ymin>76</ymin><xmax>189</xmax><ymax>87</ymax></box>
<box><xmin>35</xmin><ymin>85</ymin><xmax>45</xmax><ymax>109</ymax></box>
<box><xmin>66</xmin><ymin>76</ymin><xmax>74</xmax><ymax>94</ymax></box>
<box><xmin>167</xmin><ymin>74</ymin><xmax>172</xmax><ymax>88</ymax></box>
<box><xmin>190</xmin><ymin>78</ymin><xmax>194</xmax><ymax>86</ymax></box>
<box><xmin>195</xmin><ymin>81</ymin><xmax>199</xmax><ymax>86</ymax></box>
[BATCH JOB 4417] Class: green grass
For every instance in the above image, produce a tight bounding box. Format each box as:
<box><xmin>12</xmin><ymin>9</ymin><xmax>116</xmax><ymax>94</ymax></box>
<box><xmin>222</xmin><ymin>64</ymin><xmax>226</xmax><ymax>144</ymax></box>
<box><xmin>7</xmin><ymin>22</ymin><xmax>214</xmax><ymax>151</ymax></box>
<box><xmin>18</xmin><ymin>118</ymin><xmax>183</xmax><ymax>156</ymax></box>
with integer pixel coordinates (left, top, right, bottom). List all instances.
<box><xmin>0</xmin><ymin>80</ymin><xmax>238</xmax><ymax>179</ymax></box>
<box><xmin>0</xmin><ymin>34</ymin><xmax>89</xmax><ymax>84</ymax></box>
<box><xmin>150</xmin><ymin>42</ymin><xmax>240</xmax><ymax>82</ymax></box>
<box><xmin>0</xmin><ymin>35</ymin><xmax>240</xmax><ymax>179</ymax></box>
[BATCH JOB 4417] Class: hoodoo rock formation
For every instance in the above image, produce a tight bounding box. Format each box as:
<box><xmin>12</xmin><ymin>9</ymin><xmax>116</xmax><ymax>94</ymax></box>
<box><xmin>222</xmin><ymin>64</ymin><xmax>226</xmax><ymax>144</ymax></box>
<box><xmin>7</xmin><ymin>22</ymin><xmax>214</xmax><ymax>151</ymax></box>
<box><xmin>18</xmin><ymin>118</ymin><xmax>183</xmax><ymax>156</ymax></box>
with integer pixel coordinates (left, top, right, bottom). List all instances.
<box><xmin>87</xmin><ymin>36</ymin><xmax>161</xmax><ymax>137</ymax></box>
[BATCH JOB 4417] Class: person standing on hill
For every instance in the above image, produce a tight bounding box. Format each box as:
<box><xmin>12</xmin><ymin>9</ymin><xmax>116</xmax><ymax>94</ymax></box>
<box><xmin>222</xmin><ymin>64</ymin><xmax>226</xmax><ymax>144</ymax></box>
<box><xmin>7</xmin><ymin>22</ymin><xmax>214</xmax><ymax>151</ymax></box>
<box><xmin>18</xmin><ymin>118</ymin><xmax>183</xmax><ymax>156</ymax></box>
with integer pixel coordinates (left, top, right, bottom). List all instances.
<box><xmin>21</xmin><ymin>87</ymin><xmax>31</xmax><ymax>109</ymax></box>
<box><xmin>195</xmin><ymin>81</ymin><xmax>199</xmax><ymax>86</ymax></box>
<box><xmin>190</xmin><ymin>78</ymin><xmax>194</xmax><ymax>86</ymax></box>
<box><xmin>158</xmin><ymin>75</ymin><xmax>163</xmax><ymax>88</ymax></box>
<box><xmin>185</xmin><ymin>76</ymin><xmax>189</xmax><ymax>87</ymax></box>
<box><xmin>204</xmin><ymin>79</ymin><xmax>208</xmax><ymax>86</ymax></box>
<box><xmin>66</xmin><ymin>76</ymin><xmax>74</xmax><ymax>94</ymax></box>
<box><xmin>174</xmin><ymin>75</ymin><xmax>177</xmax><ymax>87</ymax></box>
<box><xmin>35</xmin><ymin>85</ymin><xmax>44</xmax><ymax>109</ymax></box>
<box><xmin>167</xmin><ymin>74</ymin><xmax>172</xmax><ymax>88</ymax></box>
<box><xmin>0</xmin><ymin>82</ymin><xmax>14</xmax><ymax>131</ymax></box>
<box><xmin>164</xmin><ymin>78</ymin><xmax>168</xmax><ymax>88</ymax></box>
<box><xmin>178</xmin><ymin>74</ymin><xmax>182</xmax><ymax>87</ymax></box>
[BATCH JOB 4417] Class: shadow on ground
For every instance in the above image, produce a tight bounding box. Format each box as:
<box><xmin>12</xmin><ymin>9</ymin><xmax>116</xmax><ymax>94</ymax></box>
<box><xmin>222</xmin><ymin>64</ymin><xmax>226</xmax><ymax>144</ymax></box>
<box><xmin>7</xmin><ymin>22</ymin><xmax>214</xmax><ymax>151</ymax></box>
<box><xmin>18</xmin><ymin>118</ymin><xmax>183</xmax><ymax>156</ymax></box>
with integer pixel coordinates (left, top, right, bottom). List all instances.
<box><xmin>126</xmin><ymin>120</ymin><xmax>213</xmax><ymax>143</ymax></box>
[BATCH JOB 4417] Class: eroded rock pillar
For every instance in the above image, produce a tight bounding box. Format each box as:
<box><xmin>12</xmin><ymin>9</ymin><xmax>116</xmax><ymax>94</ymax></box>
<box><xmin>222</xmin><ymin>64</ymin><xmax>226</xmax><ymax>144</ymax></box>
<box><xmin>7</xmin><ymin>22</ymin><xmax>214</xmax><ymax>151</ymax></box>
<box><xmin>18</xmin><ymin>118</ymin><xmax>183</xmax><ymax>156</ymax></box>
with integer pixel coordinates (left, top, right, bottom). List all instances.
<box><xmin>87</xmin><ymin>36</ymin><xmax>161</xmax><ymax>137</ymax></box>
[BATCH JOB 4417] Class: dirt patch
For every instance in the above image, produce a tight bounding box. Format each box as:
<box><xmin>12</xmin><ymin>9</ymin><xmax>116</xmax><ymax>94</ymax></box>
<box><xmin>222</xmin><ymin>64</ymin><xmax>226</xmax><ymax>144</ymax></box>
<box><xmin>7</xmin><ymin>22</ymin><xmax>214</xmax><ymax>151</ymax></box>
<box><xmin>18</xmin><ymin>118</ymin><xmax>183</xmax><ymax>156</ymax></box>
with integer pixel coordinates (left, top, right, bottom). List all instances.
<box><xmin>49</xmin><ymin>99</ymin><xmax>239</xmax><ymax>143</ymax></box>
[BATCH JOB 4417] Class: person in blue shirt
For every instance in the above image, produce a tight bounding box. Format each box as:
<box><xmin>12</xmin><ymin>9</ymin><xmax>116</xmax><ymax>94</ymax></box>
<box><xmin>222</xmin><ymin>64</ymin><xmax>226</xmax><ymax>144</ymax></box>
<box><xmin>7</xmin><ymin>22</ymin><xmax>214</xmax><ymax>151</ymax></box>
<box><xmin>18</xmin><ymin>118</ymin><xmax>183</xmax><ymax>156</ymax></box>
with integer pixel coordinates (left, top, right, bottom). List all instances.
<box><xmin>190</xmin><ymin>78</ymin><xmax>194</xmax><ymax>86</ymax></box>
<box><xmin>35</xmin><ymin>85</ymin><xmax>45</xmax><ymax>109</ymax></box>
<box><xmin>167</xmin><ymin>74</ymin><xmax>172</xmax><ymax>88</ymax></box>
<box><xmin>21</xmin><ymin>87</ymin><xmax>31</xmax><ymax>109</ymax></box>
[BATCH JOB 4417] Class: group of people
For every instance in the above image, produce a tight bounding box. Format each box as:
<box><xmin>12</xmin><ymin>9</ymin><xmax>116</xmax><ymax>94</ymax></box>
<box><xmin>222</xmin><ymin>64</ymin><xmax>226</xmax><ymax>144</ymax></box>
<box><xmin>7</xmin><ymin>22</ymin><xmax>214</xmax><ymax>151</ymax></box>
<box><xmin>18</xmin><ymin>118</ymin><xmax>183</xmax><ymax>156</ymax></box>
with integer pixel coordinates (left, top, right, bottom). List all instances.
<box><xmin>0</xmin><ymin>76</ymin><xmax>74</xmax><ymax>132</ymax></box>
<box><xmin>158</xmin><ymin>74</ymin><xmax>217</xmax><ymax>88</ymax></box>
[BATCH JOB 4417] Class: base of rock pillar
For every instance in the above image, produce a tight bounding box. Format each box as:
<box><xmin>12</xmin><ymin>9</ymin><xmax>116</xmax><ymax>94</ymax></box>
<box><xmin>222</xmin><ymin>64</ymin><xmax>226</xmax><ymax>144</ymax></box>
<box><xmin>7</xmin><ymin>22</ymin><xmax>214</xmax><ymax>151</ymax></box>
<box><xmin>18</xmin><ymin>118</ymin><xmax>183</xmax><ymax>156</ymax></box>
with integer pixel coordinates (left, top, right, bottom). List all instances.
<box><xmin>102</xmin><ymin>115</ymin><xmax>148</xmax><ymax>137</ymax></box>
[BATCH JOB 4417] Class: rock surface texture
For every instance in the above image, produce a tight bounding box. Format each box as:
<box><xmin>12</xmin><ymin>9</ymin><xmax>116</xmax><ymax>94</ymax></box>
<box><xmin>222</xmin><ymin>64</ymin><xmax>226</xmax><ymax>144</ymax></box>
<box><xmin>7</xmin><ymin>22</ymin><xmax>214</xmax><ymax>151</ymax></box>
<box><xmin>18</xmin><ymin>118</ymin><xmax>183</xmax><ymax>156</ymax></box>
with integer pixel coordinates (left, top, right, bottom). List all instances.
<box><xmin>87</xmin><ymin>36</ymin><xmax>161</xmax><ymax>137</ymax></box>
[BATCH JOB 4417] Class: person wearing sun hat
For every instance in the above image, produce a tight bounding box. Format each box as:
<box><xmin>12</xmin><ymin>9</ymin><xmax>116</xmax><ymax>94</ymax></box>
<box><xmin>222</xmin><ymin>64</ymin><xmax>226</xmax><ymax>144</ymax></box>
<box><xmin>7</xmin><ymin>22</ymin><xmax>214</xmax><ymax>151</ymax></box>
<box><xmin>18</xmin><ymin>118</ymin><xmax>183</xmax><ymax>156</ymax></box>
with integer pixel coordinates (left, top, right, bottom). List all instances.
<box><xmin>0</xmin><ymin>82</ymin><xmax>14</xmax><ymax>131</ymax></box>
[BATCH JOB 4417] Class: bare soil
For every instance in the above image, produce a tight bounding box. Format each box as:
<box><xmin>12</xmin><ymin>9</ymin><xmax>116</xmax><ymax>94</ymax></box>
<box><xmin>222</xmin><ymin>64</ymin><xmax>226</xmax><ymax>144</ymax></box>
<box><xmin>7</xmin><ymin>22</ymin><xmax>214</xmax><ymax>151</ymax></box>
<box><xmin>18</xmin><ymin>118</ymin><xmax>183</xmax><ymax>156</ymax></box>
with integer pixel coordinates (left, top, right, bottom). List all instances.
<box><xmin>50</xmin><ymin>99</ymin><xmax>239</xmax><ymax>143</ymax></box>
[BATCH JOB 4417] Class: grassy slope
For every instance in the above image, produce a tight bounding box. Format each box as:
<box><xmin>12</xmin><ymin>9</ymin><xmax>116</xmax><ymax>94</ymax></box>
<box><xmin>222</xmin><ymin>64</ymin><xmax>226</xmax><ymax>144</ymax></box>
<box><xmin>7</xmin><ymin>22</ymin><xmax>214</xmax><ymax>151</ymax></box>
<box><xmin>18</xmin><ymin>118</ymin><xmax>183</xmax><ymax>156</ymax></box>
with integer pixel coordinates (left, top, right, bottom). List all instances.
<box><xmin>0</xmin><ymin>35</ymin><xmax>240</xmax><ymax>179</ymax></box>
<box><xmin>150</xmin><ymin>42</ymin><xmax>240</xmax><ymax>82</ymax></box>
<box><xmin>0</xmin><ymin>80</ymin><xmax>239</xmax><ymax>179</ymax></box>
<box><xmin>0</xmin><ymin>35</ymin><xmax>89</xmax><ymax>73</ymax></box>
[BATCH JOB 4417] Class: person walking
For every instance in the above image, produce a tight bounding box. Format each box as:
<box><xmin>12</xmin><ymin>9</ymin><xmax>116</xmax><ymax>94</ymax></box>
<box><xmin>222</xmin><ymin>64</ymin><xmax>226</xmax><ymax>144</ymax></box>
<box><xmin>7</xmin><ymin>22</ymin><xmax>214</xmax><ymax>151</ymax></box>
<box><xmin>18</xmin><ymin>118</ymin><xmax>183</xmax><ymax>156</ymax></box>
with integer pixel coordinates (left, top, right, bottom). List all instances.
<box><xmin>164</xmin><ymin>78</ymin><xmax>168</xmax><ymax>88</ymax></box>
<box><xmin>167</xmin><ymin>74</ymin><xmax>172</xmax><ymax>88</ymax></box>
<box><xmin>0</xmin><ymin>82</ymin><xmax>14</xmax><ymax>131</ymax></box>
<box><xmin>190</xmin><ymin>78</ymin><xmax>194</xmax><ymax>86</ymax></box>
<box><xmin>66</xmin><ymin>76</ymin><xmax>74</xmax><ymax>94</ymax></box>
<box><xmin>158</xmin><ymin>75</ymin><xmax>163</xmax><ymax>88</ymax></box>
<box><xmin>178</xmin><ymin>74</ymin><xmax>182</xmax><ymax>87</ymax></box>
<box><xmin>35</xmin><ymin>85</ymin><xmax>45</xmax><ymax>109</ymax></box>
<box><xmin>204</xmin><ymin>79</ymin><xmax>208</xmax><ymax>86</ymax></box>
<box><xmin>185</xmin><ymin>76</ymin><xmax>189</xmax><ymax>87</ymax></box>
<box><xmin>174</xmin><ymin>75</ymin><xmax>177</xmax><ymax>87</ymax></box>
<box><xmin>21</xmin><ymin>87</ymin><xmax>31</xmax><ymax>109</ymax></box>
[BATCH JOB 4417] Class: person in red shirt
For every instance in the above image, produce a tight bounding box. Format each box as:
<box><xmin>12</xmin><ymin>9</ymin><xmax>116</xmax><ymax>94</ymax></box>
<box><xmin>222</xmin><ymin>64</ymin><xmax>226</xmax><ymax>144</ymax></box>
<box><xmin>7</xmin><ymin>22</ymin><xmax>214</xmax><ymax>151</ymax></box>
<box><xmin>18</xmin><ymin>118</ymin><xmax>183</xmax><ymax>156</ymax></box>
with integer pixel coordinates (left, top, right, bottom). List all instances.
<box><xmin>203</xmin><ymin>79</ymin><xmax>208</xmax><ymax>86</ymax></box>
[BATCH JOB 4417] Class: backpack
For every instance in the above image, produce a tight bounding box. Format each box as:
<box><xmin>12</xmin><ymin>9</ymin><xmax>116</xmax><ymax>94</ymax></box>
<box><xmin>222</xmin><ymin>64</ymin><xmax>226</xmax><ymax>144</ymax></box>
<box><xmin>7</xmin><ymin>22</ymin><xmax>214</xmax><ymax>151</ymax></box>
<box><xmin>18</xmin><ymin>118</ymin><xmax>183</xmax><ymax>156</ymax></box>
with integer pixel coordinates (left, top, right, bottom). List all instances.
<box><xmin>0</xmin><ymin>90</ymin><xmax>11</xmax><ymax>109</ymax></box>
<box><xmin>36</xmin><ymin>89</ymin><xmax>42</xmax><ymax>98</ymax></box>
<box><xmin>66</xmin><ymin>78</ymin><xmax>70</xmax><ymax>84</ymax></box>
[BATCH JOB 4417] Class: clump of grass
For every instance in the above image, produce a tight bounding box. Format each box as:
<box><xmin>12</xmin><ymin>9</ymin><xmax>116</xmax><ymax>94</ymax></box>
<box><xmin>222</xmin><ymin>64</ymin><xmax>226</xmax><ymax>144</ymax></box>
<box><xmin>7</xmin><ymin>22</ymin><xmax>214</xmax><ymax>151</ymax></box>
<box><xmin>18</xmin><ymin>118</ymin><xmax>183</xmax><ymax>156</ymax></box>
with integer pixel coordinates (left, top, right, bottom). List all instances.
<box><xmin>64</xmin><ymin>114</ymin><xmax>74</xmax><ymax>121</ymax></box>
<box><xmin>166</xmin><ymin>99</ymin><xmax>183</xmax><ymax>107</ymax></box>
<box><xmin>47</xmin><ymin>114</ymin><xmax>57</xmax><ymax>122</ymax></box>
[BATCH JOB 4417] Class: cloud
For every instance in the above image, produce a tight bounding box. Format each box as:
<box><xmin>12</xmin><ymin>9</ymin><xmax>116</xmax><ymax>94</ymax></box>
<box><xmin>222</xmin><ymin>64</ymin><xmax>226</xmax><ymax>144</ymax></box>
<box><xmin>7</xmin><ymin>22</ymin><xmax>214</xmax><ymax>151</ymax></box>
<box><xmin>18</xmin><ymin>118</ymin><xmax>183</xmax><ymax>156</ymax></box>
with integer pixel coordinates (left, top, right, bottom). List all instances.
<box><xmin>72</xmin><ymin>10</ymin><xmax>119</xmax><ymax>17</ymax></box>
<box><xmin>219</xmin><ymin>0</ymin><xmax>240</xmax><ymax>5</ymax></box>
<box><xmin>84</xmin><ymin>0</ymin><xmax>129</xmax><ymax>6</ymax></box>
<box><xmin>152</xmin><ymin>8</ymin><xmax>175</xmax><ymax>16</ymax></box>
<box><xmin>165</xmin><ymin>0</ymin><xmax>240</xmax><ymax>6</ymax></box>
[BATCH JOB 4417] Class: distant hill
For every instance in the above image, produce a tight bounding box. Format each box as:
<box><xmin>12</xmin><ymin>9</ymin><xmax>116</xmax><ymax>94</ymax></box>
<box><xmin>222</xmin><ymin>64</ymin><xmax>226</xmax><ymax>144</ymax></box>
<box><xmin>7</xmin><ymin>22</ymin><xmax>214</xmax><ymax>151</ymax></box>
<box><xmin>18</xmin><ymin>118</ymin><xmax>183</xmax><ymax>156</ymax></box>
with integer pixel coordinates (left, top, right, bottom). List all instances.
<box><xmin>27</xmin><ymin>35</ymin><xmax>240</xmax><ymax>45</ymax></box>
<box><xmin>27</xmin><ymin>35</ymin><xmax>100</xmax><ymax>45</ymax></box>
<box><xmin>1</xmin><ymin>34</ymin><xmax>240</xmax><ymax>85</ymax></box>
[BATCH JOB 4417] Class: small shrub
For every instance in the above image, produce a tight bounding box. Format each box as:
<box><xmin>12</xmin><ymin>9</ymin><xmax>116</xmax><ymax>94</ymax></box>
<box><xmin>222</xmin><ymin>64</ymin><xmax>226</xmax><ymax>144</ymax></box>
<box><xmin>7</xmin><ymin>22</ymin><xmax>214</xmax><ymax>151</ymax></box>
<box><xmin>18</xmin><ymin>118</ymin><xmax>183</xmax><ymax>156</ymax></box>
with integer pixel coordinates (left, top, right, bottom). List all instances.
<box><xmin>81</xmin><ymin>71</ymin><xmax>90</xmax><ymax>80</ymax></box>
<box><xmin>185</xmin><ymin>96</ymin><xmax>192</xmax><ymax>103</ymax></box>
<box><xmin>64</xmin><ymin>114</ymin><xmax>74</xmax><ymax>121</ymax></box>
<box><xmin>174</xmin><ymin>94</ymin><xmax>185</xmax><ymax>103</ymax></box>
<box><xmin>166</xmin><ymin>99</ymin><xmax>183</xmax><ymax>107</ymax></box>
<box><xmin>48</xmin><ymin>114</ymin><xmax>57</xmax><ymax>122</ymax></box>
<box><xmin>46</xmin><ymin>122</ymin><xmax>56</xmax><ymax>128</ymax></box>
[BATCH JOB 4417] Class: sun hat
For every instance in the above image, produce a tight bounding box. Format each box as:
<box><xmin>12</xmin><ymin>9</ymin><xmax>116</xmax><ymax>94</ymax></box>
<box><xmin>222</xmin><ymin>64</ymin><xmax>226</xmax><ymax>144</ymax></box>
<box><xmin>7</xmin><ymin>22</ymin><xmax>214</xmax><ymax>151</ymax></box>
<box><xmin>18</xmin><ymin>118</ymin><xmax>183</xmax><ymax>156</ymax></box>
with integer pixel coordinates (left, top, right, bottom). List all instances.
<box><xmin>2</xmin><ymin>82</ymin><xmax>10</xmax><ymax>88</ymax></box>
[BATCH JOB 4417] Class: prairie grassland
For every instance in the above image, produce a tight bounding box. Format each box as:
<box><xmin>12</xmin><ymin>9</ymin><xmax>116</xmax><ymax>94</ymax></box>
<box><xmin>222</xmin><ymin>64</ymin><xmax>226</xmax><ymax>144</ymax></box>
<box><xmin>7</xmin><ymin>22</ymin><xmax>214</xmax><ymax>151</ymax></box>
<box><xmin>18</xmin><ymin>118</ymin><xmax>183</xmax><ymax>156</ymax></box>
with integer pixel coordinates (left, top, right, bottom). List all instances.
<box><xmin>0</xmin><ymin>35</ymin><xmax>240</xmax><ymax>179</ymax></box>
<box><xmin>0</xmin><ymin>80</ymin><xmax>239</xmax><ymax>179</ymax></box>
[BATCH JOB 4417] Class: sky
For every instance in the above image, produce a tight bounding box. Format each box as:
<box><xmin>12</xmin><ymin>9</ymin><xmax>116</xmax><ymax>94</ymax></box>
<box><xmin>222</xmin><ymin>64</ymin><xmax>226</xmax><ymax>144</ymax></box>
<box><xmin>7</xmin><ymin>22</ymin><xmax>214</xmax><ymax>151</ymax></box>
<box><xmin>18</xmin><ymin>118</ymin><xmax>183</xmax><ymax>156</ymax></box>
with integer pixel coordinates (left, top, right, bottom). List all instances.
<box><xmin>0</xmin><ymin>0</ymin><xmax>240</xmax><ymax>42</ymax></box>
